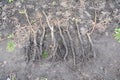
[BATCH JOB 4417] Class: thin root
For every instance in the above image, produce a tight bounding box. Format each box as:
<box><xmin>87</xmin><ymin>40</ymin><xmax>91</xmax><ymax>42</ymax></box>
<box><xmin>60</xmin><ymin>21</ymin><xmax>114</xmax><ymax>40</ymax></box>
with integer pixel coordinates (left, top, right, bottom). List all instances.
<box><xmin>41</xmin><ymin>10</ymin><xmax>54</xmax><ymax>42</ymax></box>
<box><xmin>41</xmin><ymin>10</ymin><xmax>56</xmax><ymax>56</ymax></box>
<box><xmin>24</xmin><ymin>7</ymin><xmax>36</xmax><ymax>34</ymax></box>
<box><xmin>75</xmin><ymin>20</ymin><xmax>85</xmax><ymax>59</ymax></box>
<box><xmin>86</xmin><ymin>33</ymin><xmax>96</xmax><ymax>58</ymax></box>
<box><xmin>66</xmin><ymin>24</ymin><xmax>76</xmax><ymax>65</ymax></box>
<box><xmin>57</xmin><ymin>19</ymin><xmax>68</xmax><ymax>61</ymax></box>
<box><xmin>39</xmin><ymin>18</ymin><xmax>46</xmax><ymax>55</ymax></box>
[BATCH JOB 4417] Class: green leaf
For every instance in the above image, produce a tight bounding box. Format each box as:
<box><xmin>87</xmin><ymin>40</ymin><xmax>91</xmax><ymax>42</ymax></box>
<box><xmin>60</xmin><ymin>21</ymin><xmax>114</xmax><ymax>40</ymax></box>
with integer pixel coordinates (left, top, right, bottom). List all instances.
<box><xmin>7</xmin><ymin>41</ymin><xmax>16</xmax><ymax>52</ymax></box>
<box><xmin>31</xmin><ymin>20</ymin><xmax>36</xmax><ymax>25</ymax></box>
<box><xmin>114</xmin><ymin>28</ymin><xmax>120</xmax><ymax>42</ymax></box>
<box><xmin>8</xmin><ymin>0</ymin><xmax>14</xmax><ymax>3</ymax></box>
<box><xmin>42</xmin><ymin>51</ymin><xmax>49</xmax><ymax>58</ymax></box>
<box><xmin>41</xmin><ymin>77</ymin><xmax>48</xmax><ymax>80</ymax></box>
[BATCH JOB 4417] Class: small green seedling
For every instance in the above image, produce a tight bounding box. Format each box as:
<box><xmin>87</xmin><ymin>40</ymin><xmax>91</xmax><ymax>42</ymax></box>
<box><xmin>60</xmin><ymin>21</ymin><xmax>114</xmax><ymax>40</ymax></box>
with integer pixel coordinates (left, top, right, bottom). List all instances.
<box><xmin>8</xmin><ymin>0</ymin><xmax>14</xmax><ymax>3</ymax></box>
<box><xmin>19</xmin><ymin>10</ymin><xmax>26</xmax><ymax>14</ymax></box>
<box><xmin>7</xmin><ymin>41</ymin><xmax>16</xmax><ymax>52</ymax></box>
<box><xmin>31</xmin><ymin>20</ymin><xmax>36</xmax><ymax>25</ymax></box>
<box><xmin>41</xmin><ymin>77</ymin><xmax>48</xmax><ymax>80</ymax></box>
<box><xmin>10</xmin><ymin>74</ymin><xmax>16</xmax><ymax>80</ymax></box>
<box><xmin>42</xmin><ymin>51</ymin><xmax>49</xmax><ymax>58</ymax></box>
<box><xmin>114</xmin><ymin>28</ymin><xmax>120</xmax><ymax>42</ymax></box>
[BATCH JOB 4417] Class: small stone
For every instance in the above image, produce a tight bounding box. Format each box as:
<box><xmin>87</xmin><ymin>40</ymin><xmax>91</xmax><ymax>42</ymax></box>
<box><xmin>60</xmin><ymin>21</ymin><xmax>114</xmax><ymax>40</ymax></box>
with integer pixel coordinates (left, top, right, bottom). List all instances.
<box><xmin>6</xmin><ymin>78</ymin><xmax>11</xmax><ymax>80</ymax></box>
<box><xmin>105</xmin><ymin>32</ymin><xmax>108</xmax><ymax>36</ymax></box>
<box><xmin>3</xmin><ymin>61</ymin><xmax>7</xmax><ymax>64</ymax></box>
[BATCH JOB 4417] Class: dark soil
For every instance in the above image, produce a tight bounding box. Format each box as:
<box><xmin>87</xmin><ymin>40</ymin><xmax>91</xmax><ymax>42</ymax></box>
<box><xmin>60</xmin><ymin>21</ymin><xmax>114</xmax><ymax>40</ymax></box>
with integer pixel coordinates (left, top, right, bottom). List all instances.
<box><xmin>0</xmin><ymin>0</ymin><xmax>120</xmax><ymax>80</ymax></box>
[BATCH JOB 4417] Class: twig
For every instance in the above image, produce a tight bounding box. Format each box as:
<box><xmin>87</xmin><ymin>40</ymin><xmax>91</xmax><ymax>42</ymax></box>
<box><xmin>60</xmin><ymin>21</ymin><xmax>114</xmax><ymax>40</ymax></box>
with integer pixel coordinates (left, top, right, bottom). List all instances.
<box><xmin>57</xmin><ymin>19</ymin><xmax>68</xmax><ymax>61</ymax></box>
<box><xmin>85</xmin><ymin>9</ymin><xmax>97</xmax><ymax>59</ymax></box>
<box><xmin>41</xmin><ymin>10</ymin><xmax>56</xmax><ymax>55</ymax></box>
<box><xmin>24</xmin><ymin>7</ymin><xmax>35</xmax><ymax>34</ymax></box>
<box><xmin>24</xmin><ymin>7</ymin><xmax>39</xmax><ymax>61</ymax></box>
<box><xmin>88</xmin><ymin>10</ymin><xmax>97</xmax><ymax>35</ymax></box>
<box><xmin>41</xmin><ymin>10</ymin><xmax>54</xmax><ymax>42</ymax></box>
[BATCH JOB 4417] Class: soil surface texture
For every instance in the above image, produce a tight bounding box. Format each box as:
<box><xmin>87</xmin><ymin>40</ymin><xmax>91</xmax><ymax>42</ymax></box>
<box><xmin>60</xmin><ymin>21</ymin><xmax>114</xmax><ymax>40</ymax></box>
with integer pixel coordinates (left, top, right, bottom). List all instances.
<box><xmin>0</xmin><ymin>0</ymin><xmax>120</xmax><ymax>80</ymax></box>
